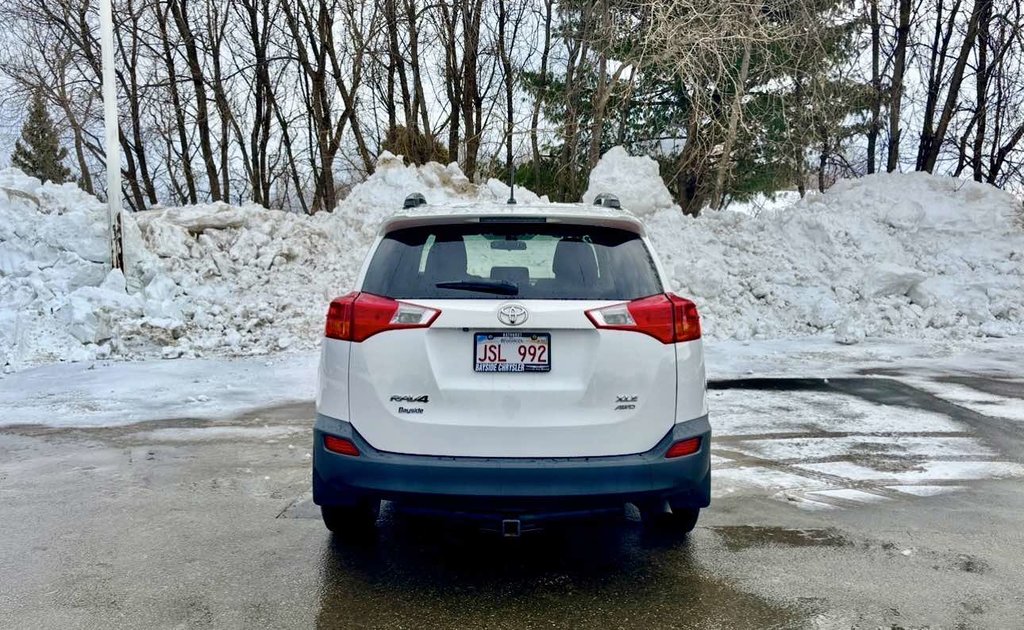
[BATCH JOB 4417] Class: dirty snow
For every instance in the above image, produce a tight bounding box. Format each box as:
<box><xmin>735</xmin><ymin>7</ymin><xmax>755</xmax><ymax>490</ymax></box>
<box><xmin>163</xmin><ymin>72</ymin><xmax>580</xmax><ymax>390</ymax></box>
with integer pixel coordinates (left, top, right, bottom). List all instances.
<box><xmin>0</xmin><ymin>352</ymin><xmax>315</xmax><ymax>427</ymax></box>
<box><xmin>794</xmin><ymin>460</ymin><xmax>1024</xmax><ymax>483</ymax></box>
<box><xmin>1</xmin><ymin>147</ymin><xmax>1022</xmax><ymax>372</ymax></box>
<box><xmin>132</xmin><ymin>425</ymin><xmax>306</xmax><ymax>442</ymax></box>
<box><xmin>625</xmin><ymin>165</ymin><xmax>1024</xmax><ymax>343</ymax></box>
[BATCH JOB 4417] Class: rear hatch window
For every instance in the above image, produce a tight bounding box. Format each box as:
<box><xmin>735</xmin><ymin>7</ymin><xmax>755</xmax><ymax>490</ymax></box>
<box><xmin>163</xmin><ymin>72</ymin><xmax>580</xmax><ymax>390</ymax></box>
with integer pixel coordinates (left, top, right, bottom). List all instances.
<box><xmin>361</xmin><ymin>223</ymin><xmax>662</xmax><ymax>300</ymax></box>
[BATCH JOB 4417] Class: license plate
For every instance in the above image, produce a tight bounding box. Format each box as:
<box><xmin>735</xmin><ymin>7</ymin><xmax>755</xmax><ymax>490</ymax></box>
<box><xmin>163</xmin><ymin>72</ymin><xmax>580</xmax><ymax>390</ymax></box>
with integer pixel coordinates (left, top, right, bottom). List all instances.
<box><xmin>474</xmin><ymin>332</ymin><xmax>551</xmax><ymax>373</ymax></box>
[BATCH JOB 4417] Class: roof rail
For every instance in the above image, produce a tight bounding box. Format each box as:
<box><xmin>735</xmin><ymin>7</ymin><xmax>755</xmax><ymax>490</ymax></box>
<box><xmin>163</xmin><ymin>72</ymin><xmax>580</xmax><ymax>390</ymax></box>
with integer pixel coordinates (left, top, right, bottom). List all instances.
<box><xmin>403</xmin><ymin>192</ymin><xmax>427</xmax><ymax>209</ymax></box>
<box><xmin>593</xmin><ymin>193</ymin><xmax>621</xmax><ymax>209</ymax></box>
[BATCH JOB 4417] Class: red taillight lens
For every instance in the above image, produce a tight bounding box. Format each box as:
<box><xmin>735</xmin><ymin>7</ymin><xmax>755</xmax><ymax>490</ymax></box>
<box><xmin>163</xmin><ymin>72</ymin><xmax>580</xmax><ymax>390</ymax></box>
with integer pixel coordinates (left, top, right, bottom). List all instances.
<box><xmin>323</xmin><ymin>435</ymin><xmax>360</xmax><ymax>456</ymax></box>
<box><xmin>586</xmin><ymin>293</ymin><xmax>701</xmax><ymax>343</ymax></box>
<box><xmin>669</xmin><ymin>294</ymin><xmax>702</xmax><ymax>342</ymax></box>
<box><xmin>665</xmin><ymin>437</ymin><xmax>702</xmax><ymax>458</ymax></box>
<box><xmin>325</xmin><ymin>292</ymin><xmax>440</xmax><ymax>342</ymax></box>
<box><xmin>325</xmin><ymin>292</ymin><xmax>357</xmax><ymax>340</ymax></box>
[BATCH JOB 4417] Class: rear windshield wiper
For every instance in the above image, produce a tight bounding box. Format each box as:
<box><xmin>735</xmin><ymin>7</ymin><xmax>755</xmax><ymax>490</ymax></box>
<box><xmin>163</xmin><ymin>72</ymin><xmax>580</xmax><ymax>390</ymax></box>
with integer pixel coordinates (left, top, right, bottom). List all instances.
<box><xmin>435</xmin><ymin>280</ymin><xmax>519</xmax><ymax>296</ymax></box>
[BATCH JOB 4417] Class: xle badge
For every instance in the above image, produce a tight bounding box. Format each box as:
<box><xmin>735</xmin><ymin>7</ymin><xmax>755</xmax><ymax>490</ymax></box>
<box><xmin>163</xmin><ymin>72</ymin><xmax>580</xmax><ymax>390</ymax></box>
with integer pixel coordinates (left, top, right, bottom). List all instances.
<box><xmin>615</xmin><ymin>395</ymin><xmax>637</xmax><ymax>411</ymax></box>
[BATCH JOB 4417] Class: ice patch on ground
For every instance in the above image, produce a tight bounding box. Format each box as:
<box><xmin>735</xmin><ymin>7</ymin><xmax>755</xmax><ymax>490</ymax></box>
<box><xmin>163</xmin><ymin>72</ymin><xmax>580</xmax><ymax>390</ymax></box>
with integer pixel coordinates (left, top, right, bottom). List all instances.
<box><xmin>132</xmin><ymin>426</ymin><xmax>304</xmax><ymax>442</ymax></box>
<box><xmin>0</xmin><ymin>353</ymin><xmax>315</xmax><ymax>427</ymax></box>
<box><xmin>795</xmin><ymin>460</ymin><xmax>1024</xmax><ymax>482</ymax></box>
<box><xmin>709</xmin><ymin>389</ymin><xmax>963</xmax><ymax>435</ymax></box>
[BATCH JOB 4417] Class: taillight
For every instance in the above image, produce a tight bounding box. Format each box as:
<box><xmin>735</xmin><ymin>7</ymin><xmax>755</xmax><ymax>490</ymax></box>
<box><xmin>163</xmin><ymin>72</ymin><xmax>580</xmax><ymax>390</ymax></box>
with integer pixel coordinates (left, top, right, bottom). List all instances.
<box><xmin>325</xmin><ymin>292</ymin><xmax>440</xmax><ymax>342</ymax></box>
<box><xmin>665</xmin><ymin>437</ymin><xmax>702</xmax><ymax>458</ymax></box>
<box><xmin>586</xmin><ymin>293</ymin><xmax>701</xmax><ymax>343</ymax></box>
<box><xmin>323</xmin><ymin>435</ymin><xmax>359</xmax><ymax>456</ymax></box>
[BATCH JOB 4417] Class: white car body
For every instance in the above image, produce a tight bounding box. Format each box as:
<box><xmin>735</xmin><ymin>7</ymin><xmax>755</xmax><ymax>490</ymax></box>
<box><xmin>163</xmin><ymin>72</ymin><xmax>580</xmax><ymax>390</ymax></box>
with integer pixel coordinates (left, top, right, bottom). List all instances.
<box><xmin>317</xmin><ymin>208</ymin><xmax>707</xmax><ymax>458</ymax></box>
<box><xmin>312</xmin><ymin>200</ymin><xmax>711</xmax><ymax>535</ymax></box>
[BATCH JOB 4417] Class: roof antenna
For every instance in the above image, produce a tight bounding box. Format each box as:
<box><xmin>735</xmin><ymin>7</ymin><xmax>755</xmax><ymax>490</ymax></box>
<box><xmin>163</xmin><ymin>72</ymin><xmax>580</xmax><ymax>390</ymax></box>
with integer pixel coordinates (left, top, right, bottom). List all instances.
<box><xmin>506</xmin><ymin>160</ymin><xmax>517</xmax><ymax>205</ymax></box>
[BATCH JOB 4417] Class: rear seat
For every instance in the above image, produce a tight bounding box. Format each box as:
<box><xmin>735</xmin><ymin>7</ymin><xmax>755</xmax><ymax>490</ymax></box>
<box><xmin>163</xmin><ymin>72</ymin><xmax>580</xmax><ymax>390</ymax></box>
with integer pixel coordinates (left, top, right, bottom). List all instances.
<box><xmin>533</xmin><ymin>238</ymin><xmax>600</xmax><ymax>297</ymax></box>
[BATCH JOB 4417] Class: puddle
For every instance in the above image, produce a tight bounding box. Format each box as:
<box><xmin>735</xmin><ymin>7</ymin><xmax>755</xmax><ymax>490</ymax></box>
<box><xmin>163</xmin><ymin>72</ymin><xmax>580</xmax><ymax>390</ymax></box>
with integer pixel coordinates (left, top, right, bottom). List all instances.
<box><xmin>935</xmin><ymin>376</ymin><xmax>1024</xmax><ymax>400</ymax></box>
<box><xmin>712</xmin><ymin>526</ymin><xmax>851</xmax><ymax>551</ymax></box>
<box><xmin>315</xmin><ymin>523</ymin><xmax>804</xmax><ymax>629</ymax></box>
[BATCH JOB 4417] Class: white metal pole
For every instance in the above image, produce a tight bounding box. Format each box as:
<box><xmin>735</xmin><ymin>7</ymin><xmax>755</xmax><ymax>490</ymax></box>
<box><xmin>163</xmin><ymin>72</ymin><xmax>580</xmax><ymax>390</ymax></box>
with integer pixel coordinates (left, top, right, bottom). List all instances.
<box><xmin>99</xmin><ymin>0</ymin><xmax>123</xmax><ymax>269</ymax></box>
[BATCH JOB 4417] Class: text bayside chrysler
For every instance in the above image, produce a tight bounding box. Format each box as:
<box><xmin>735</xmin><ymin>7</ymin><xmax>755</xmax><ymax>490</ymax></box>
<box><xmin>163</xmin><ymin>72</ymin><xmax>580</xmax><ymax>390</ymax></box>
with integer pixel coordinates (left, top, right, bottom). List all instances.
<box><xmin>312</xmin><ymin>193</ymin><xmax>710</xmax><ymax>538</ymax></box>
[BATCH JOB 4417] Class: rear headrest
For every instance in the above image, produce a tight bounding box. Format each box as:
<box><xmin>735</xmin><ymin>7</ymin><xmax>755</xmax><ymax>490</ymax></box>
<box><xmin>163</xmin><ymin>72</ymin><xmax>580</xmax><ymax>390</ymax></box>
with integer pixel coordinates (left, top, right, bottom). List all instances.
<box><xmin>424</xmin><ymin>236</ymin><xmax>467</xmax><ymax>280</ymax></box>
<box><xmin>552</xmin><ymin>238</ymin><xmax>598</xmax><ymax>284</ymax></box>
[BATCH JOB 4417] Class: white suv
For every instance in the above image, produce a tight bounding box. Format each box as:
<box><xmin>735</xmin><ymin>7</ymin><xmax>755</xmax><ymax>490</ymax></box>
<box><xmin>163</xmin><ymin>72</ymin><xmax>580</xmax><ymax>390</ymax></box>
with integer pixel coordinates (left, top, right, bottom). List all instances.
<box><xmin>313</xmin><ymin>194</ymin><xmax>710</xmax><ymax>537</ymax></box>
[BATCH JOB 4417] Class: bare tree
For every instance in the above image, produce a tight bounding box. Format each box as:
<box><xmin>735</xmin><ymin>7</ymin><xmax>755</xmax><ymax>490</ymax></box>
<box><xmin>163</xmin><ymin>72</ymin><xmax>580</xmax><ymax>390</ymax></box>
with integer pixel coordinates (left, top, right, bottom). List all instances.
<box><xmin>867</xmin><ymin>0</ymin><xmax>881</xmax><ymax>174</ymax></box>
<box><xmin>918</xmin><ymin>0</ymin><xmax>988</xmax><ymax>172</ymax></box>
<box><xmin>887</xmin><ymin>0</ymin><xmax>911</xmax><ymax>172</ymax></box>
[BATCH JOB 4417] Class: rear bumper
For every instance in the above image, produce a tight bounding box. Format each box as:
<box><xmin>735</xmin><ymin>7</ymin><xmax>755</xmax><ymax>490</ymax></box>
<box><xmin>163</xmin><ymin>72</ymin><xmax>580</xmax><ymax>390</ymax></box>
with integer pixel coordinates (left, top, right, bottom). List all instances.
<box><xmin>312</xmin><ymin>413</ymin><xmax>711</xmax><ymax>517</ymax></box>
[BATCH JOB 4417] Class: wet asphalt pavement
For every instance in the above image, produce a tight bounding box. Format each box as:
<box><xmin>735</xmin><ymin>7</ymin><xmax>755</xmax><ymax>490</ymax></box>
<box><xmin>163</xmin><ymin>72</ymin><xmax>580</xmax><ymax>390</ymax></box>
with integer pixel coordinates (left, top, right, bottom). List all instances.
<box><xmin>1</xmin><ymin>377</ymin><xmax>1023</xmax><ymax>629</ymax></box>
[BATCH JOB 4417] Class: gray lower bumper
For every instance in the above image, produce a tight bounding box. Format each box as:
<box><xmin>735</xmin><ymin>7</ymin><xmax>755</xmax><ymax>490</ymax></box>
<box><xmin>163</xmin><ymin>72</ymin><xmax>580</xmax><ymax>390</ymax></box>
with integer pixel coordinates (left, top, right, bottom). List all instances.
<box><xmin>312</xmin><ymin>414</ymin><xmax>711</xmax><ymax>515</ymax></box>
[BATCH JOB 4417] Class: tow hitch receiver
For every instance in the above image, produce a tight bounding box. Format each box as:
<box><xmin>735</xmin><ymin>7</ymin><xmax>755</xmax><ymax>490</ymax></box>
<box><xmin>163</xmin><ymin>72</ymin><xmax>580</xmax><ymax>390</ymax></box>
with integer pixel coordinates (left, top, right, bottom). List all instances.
<box><xmin>501</xmin><ymin>519</ymin><xmax>522</xmax><ymax>538</ymax></box>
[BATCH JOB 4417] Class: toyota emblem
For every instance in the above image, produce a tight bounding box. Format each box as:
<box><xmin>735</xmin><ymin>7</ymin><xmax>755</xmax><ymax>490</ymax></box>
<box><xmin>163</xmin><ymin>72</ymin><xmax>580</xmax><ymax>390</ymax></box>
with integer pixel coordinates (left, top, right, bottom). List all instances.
<box><xmin>497</xmin><ymin>303</ymin><xmax>529</xmax><ymax>326</ymax></box>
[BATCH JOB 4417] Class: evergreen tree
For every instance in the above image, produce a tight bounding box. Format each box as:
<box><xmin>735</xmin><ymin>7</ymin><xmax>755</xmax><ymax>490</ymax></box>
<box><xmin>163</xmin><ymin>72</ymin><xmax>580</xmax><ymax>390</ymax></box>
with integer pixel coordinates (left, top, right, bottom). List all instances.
<box><xmin>11</xmin><ymin>91</ymin><xmax>70</xmax><ymax>184</ymax></box>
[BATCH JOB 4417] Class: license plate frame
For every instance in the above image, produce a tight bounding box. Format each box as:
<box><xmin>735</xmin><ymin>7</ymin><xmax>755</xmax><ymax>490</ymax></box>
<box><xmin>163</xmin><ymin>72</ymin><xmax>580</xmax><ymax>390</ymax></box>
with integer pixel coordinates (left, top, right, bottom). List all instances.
<box><xmin>473</xmin><ymin>332</ymin><xmax>551</xmax><ymax>373</ymax></box>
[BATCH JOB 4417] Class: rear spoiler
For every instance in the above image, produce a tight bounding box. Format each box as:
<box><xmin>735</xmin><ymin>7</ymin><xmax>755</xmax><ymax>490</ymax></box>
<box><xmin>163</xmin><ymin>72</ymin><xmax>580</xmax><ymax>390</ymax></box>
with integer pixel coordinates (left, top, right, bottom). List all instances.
<box><xmin>378</xmin><ymin>211</ymin><xmax>647</xmax><ymax>237</ymax></box>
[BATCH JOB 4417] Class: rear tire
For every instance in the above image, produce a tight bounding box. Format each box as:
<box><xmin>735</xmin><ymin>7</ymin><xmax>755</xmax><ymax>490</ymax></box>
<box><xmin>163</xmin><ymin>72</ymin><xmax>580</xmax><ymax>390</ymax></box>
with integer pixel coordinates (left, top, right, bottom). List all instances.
<box><xmin>642</xmin><ymin>505</ymin><xmax>700</xmax><ymax>534</ymax></box>
<box><xmin>321</xmin><ymin>501</ymin><xmax>380</xmax><ymax>538</ymax></box>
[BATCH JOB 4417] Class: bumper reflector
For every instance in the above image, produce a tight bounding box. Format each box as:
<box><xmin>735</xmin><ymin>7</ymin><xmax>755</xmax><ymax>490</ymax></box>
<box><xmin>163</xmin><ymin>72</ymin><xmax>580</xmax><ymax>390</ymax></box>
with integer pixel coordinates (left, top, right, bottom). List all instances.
<box><xmin>665</xmin><ymin>437</ymin><xmax>702</xmax><ymax>458</ymax></box>
<box><xmin>324</xmin><ymin>435</ymin><xmax>360</xmax><ymax>457</ymax></box>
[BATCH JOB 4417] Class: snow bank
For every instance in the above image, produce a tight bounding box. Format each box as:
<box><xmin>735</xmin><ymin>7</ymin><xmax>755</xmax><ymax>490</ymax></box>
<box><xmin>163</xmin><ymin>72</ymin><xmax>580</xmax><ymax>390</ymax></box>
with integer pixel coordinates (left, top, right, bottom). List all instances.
<box><xmin>1</xmin><ymin>148</ymin><xmax>1022</xmax><ymax>371</ymax></box>
<box><xmin>643</xmin><ymin>169</ymin><xmax>1024</xmax><ymax>341</ymax></box>
<box><xmin>0</xmin><ymin>170</ymin><xmax>170</xmax><ymax>368</ymax></box>
<box><xmin>0</xmin><ymin>155</ymin><xmax>502</xmax><ymax>369</ymax></box>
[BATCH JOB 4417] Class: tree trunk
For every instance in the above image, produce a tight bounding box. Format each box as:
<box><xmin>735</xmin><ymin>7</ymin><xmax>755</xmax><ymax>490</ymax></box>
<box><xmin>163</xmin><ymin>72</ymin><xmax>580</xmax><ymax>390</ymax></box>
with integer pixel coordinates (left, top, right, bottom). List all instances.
<box><xmin>867</xmin><ymin>0</ymin><xmax>880</xmax><ymax>174</ymax></box>
<box><xmin>168</xmin><ymin>0</ymin><xmax>222</xmax><ymax>200</ymax></box>
<box><xmin>920</xmin><ymin>0</ymin><xmax>987</xmax><ymax>173</ymax></box>
<box><xmin>530</xmin><ymin>0</ymin><xmax>553</xmax><ymax>178</ymax></box>
<box><xmin>711</xmin><ymin>38</ymin><xmax>751</xmax><ymax>210</ymax></box>
<box><xmin>436</xmin><ymin>1</ymin><xmax>463</xmax><ymax>162</ymax></box>
<box><xmin>497</xmin><ymin>0</ymin><xmax>515</xmax><ymax>185</ymax></box>
<box><xmin>916</xmin><ymin>0</ymin><xmax>961</xmax><ymax>170</ymax></box>
<box><xmin>886</xmin><ymin>0</ymin><xmax>911</xmax><ymax>173</ymax></box>
<box><xmin>404</xmin><ymin>0</ymin><xmax>431</xmax><ymax>138</ymax></box>
<box><xmin>460</xmin><ymin>0</ymin><xmax>484</xmax><ymax>178</ymax></box>
<box><xmin>587</xmin><ymin>0</ymin><xmax>611</xmax><ymax>170</ymax></box>
<box><xmin>971</xmin><ymin>0</ymin><xmax>992</xmax><ymax>181</ymax></box>
<box><xmin>157</xmin><ymin>3</ymin><xmax>197</xmax><ymax>204</ymax></box>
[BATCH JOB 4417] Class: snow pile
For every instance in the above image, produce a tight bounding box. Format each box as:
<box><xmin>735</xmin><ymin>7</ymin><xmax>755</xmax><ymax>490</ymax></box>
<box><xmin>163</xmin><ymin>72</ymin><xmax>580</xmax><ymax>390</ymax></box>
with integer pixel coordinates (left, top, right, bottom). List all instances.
<box><xmin>583</xmin><ymin>146</ymin><xmax>675</xmax><ymax>216</ymax></box>
<box><xmin>2</xmin><ymin>147</ymin><xmax>1022</xmax><ymax>371</ymax></box>
<box><xmin>128</xmin><ymin>202</ymin><xmax>341</xmax><ymax>359</ymax></box>
<box><xmin>0</xmin><ymin>170</ymin><xmax>180</xmax><ymax>368</ymax></box>
<box><xmin>637</xmin><ymin>167</ymin><xmax>1024</xmax><ymax>341</ymax></box>
<box><xmin>119</xmin><ymin>154</ymin><xmax>527</xmax><ymax>362</ymax></box>
<box><xmin>0</xmin><ymin>155</ymin><xmax>511</xmax><ymax>368</ymax></box>
<box><xmin>315</xmin><ymin>151</ymin><xmax>545</xmax><ymax>250</ymax></box>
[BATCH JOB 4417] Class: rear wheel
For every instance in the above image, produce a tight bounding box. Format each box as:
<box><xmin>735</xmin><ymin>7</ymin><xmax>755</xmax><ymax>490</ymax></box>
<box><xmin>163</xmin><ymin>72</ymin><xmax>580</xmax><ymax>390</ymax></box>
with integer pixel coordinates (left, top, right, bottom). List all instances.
<box><xmin>321</xmin><ymin>501</ymin><xmax>380</xmax><ymax>537</ymax></box>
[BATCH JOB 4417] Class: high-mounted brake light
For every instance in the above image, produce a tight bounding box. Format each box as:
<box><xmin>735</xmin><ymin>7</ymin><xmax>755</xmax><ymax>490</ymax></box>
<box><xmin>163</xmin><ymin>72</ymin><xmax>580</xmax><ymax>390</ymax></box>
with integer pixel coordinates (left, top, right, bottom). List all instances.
<box><xmin>325</xmin><ymin>292</ymin><xmax>440</xmax><ymax>342</ymax></box>
<box><xmin>586</xmin><ymin>294</ymin><xmax>701</xmax><ymax>343</ymax></box>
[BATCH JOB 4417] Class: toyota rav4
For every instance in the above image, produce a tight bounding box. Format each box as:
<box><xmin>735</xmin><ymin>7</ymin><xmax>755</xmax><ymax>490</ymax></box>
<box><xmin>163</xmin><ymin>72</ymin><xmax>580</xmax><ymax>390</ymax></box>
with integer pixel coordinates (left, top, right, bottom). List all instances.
<box><xmin>313</xmin><ymin>194</ymin><xmax>710</xmax><ymax>538</ymax></box>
